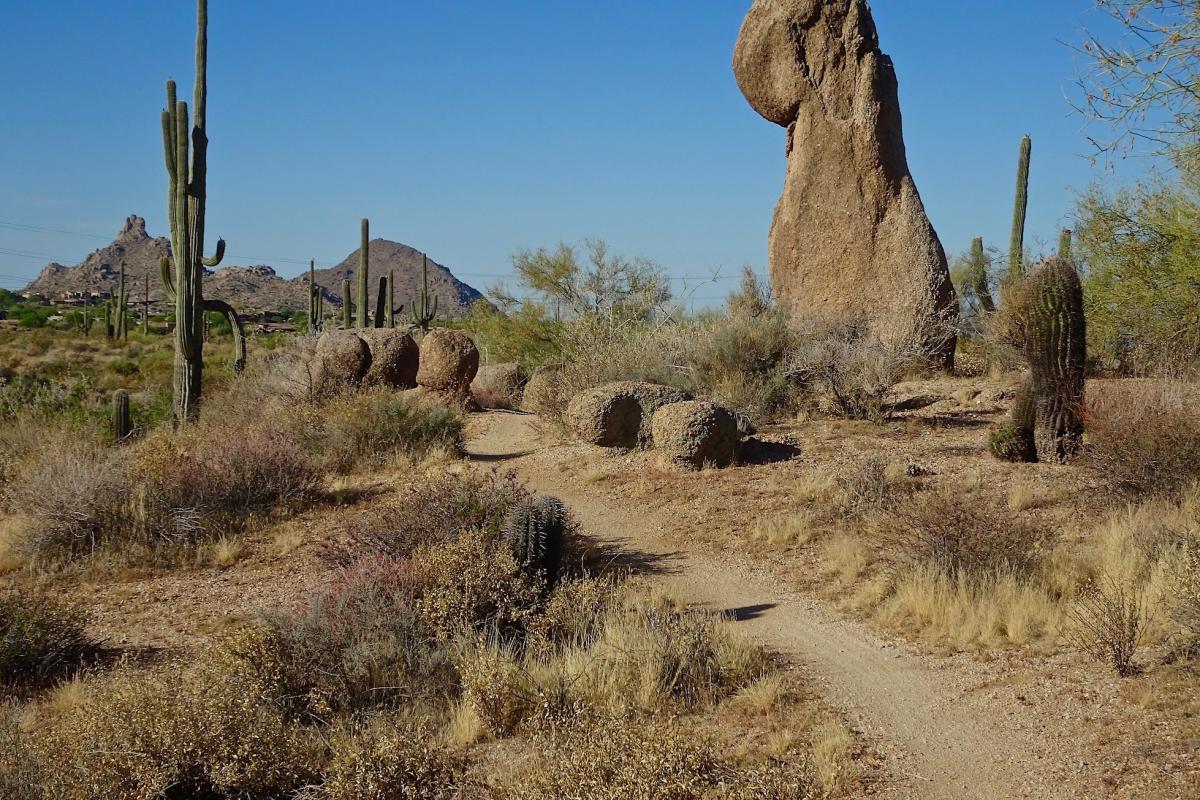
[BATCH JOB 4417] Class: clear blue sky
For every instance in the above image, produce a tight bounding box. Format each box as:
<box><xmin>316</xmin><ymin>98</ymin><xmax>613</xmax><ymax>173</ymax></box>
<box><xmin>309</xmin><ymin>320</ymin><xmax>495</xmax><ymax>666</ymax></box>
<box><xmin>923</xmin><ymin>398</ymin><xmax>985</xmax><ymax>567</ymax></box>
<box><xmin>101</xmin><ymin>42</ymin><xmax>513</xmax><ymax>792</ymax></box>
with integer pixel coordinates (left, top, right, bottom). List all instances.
<box><xmin>0</xmin><ymin>1</ymin><xmax>1145</xmax><ymax>305</ymax></box>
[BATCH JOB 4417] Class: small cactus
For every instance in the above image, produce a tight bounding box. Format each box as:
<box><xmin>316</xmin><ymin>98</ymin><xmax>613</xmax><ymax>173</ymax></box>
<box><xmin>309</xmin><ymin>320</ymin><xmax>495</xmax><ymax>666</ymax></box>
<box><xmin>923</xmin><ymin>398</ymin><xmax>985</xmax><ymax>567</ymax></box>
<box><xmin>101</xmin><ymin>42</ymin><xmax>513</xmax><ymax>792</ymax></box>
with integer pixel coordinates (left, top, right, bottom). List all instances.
<box><xmin>112</xmin><ymin>389</ymin><xmax>132</xmax><ymax>442</ymax></box>
<box><xmin>989</xmin><ymin>380</ymin><xmax>1036</xmax><ymax>462</ymax></box>
<box><xmin>1024</xmin><ymin>258</ymin><xmax>1086</xmax><ymax>463</ymax></box>
<box><xmin>505</xmin><ymin>496</ymin><xmax>567</xmax><ymax>590</ymax></box>
<box><xmin>307</xmin><ymin>259</ymin><xmax>323</xmax><ymax>333</ymax></box>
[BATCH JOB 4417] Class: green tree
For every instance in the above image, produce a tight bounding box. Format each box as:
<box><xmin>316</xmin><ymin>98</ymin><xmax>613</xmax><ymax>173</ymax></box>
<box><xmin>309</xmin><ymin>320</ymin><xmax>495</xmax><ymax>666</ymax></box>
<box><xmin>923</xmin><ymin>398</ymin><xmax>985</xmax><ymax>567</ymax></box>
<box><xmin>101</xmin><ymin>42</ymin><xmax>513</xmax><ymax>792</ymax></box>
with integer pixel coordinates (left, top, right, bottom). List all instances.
<box><xmin>1074</xmin><ymin>174</ymin><xmax>1200</xmax><ymax>373</ymax></box>
<box><xmin>495</xmin><ymin>239</ymin><xmax>671</xmax><ymax>322</ymax></box>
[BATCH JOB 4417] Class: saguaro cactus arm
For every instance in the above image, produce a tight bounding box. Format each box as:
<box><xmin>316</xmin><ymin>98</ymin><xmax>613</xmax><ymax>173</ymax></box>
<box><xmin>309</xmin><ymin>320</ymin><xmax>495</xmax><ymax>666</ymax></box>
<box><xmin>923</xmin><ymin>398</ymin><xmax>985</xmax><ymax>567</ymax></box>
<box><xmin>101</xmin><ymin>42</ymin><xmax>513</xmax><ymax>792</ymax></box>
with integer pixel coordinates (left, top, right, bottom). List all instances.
<box><xmin>159</xmin><ymin>257</ymin><xmax>246</xmax><ymax>374</ymax></box>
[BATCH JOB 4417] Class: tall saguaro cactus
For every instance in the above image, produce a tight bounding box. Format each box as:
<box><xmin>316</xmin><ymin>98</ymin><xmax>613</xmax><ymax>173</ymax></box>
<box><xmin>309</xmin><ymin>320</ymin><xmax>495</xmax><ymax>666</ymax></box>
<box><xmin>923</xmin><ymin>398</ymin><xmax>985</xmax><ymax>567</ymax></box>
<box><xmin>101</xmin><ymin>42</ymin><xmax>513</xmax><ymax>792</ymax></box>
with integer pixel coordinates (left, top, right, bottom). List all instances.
<box><xmin>1009</xmin><ymin>135</ymin><xmax>1032</xmax><ymax>278</ymax></box>
<box><xmin>385</xmin><ymin>270</ymin><xmax>395</xmax><ymax>328</ymax></box>
<box><xmin>357</xmin><ymin>219</ymin><xmax>370</xmax><ymax>329</ymax></box>
<box><xmin>374</xmin><ymin>275</ymin><xmax>387</xmax><ymax>328</ymax></box>
<box><xmin>968</xmin><ymin>237</ymin><xmax>996</xmax><ymax>313</ymax></box>
<box><xmin>341</xmin><ymin>278</ymin><xmax>352</xmax><ymax>329</ymax></box>
<box><xmin>411</xmin><ymin>254</ymin><xmax>438</xmax><ymax>331</ymax></box>
<box><xmin>307</xmin><ymin>259</ymin><xmax>323</xmax><ymax>333</ymax></box>
<box><xmin>159</xmin><ymin>0</ymin><xmax>245</xmax><ymax>424</ymax></box>
<box><xmin>1024</xmin><ymin>258</ymin><xmax>1086</xmax><ymax>463</ymax></box>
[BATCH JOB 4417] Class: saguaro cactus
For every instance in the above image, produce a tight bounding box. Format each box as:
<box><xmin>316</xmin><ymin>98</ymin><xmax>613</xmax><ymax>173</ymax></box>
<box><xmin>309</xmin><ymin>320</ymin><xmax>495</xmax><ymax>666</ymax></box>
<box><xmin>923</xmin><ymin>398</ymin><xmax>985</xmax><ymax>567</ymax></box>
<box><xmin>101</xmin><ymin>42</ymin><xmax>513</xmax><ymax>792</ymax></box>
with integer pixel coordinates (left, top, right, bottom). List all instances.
<box><xmin>969</xmin><ymin>237</ymin><xmax>996</xmax><ymax>313</ymax></box>
<box><xmin>112</xmin><ymin>389</ymin><xmax>132</xmax><ymax>442</ymax></box>
<box><xmin>115</xmin><ymin>264</ymin><xmax>128</xmax><ymax>341</ymax></box>
<box><xmin>1009</xmin><ymin>135</ymin><xmax>1032</xmax><ymax>278</ymax></box>
<box><xmin>159</xmin><ymin>0</ymin><xmax>245</xmax><ymax>424</ymax></box>
<box><xmin>1058</xmin><ymin>229</ymin><xmax>1073</xmax><ymax>261</ymax></box>
<box><xmin>307</xmin><ymin>260</ymin><xmax>323</xmax><ymax>333</ymax></box>
<box><xmin>411</xmin><ymin>254</ymin><xmax>438</xmax><ymax>331</ymax></box>
<box><xmin>1024</xmin><ymin>258</ymin><xmax>1086</xmax><ymax>462</ymax></box>
<box><xmin>374</xmin><ymin>275</ymin><xmax>387</xmax><ymax>328</ymax></box>
<box><xmin>341</xmin><ymin>278</ymin><xmax>352</xmax><ymax>329</ymax></box>
<box><xmin>357</xmin><ymin>219</ymin><xmax>369</xmax><ymax>329</ymax></box>
<box><xmin>385</xmin><ymin>270</ymin><xmax>395</xmax><ymax>328</ymax></box>
<box><xmin>505</xmin><ymin>496</ymin><xmax>567</xmax><ymax>590</ymax></box>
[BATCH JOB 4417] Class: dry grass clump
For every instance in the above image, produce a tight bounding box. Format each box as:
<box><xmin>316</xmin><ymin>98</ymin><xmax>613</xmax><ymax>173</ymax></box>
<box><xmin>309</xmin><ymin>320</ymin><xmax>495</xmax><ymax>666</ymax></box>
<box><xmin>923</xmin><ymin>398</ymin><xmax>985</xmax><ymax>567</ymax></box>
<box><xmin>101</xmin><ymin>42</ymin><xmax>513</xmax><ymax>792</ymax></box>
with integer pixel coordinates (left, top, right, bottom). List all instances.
<box><xmin>0</xmin><ymin>592</ymin><xmax>96</xmax><ymax>690</ymax></box>
<box><xmin>1085</xmin><ymin>380</ymin><xmax>1200</xmax><ymax>497</ymax></box>
<box><xmin>302</xmin><ymin>388</ymin><xmax>464</xmax><ymax>474</ymax></box>
<box><xmin>508</xmin><ymin>712</ymin><xmax>818</xmax><ymax>800</ymax></box>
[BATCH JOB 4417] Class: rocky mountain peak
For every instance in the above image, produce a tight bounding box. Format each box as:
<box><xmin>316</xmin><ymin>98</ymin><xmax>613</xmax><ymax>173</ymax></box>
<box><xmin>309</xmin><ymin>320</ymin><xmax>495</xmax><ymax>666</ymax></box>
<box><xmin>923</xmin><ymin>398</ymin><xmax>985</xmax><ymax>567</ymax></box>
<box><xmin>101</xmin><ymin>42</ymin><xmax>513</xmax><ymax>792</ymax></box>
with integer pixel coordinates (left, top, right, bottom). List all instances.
<box><xmin>117</xmin><ymin>215</ymin><xmax>150</xmax><ymax>243</ymax></box>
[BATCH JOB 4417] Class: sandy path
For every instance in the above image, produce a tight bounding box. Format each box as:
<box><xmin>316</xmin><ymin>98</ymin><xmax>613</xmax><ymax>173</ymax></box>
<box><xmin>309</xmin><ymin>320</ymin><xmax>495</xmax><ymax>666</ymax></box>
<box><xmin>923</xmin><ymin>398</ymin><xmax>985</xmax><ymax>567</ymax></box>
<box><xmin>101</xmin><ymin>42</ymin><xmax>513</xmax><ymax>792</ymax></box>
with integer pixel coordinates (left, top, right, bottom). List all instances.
<box><xmin>467</xmin><ymin>412</ymin><xmax>1082</xmax><ymax>800</ymax></box>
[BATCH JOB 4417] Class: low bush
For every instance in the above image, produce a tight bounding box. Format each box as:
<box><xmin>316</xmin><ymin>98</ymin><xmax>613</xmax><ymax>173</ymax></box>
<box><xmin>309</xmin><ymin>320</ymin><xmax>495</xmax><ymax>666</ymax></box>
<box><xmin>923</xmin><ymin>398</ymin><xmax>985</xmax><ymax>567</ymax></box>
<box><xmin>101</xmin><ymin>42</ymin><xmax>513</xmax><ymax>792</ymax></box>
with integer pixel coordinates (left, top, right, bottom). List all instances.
<box><xmin>31</xmin><ymin>658</ymin><xmax>320</xmax><ymax>800</ymax></box>
<box><xmin>1085</xmin><ymin>380</ymin><xmax>1200</xmax><ymax>497</ymax></box>
<box><xmin>137</xmin><ymin>420</ymin><xmax>321</xmax><ymax>539</ymax></box>
<box><xmin>1068</xmin><ymin>576</ymin><xmax>1152</xmax><ymax>677</ymax></box>
<box><xmin>322</xmin><ymin>720</ymin><xmax>466</xmax><ymax>800</ymax></box>
<box><xmin>326</xmin><ymin>469</ymin><xmax>529</xmax><ymax>563</ymax></box>
<box><xmin>230</xmin><ymin>556</ymin><xmax>452</xmax><ymax>720</ymax></box>
<box><xmin>0</xmin><ymin>592</ymin><xmax>96</xmax><ymax>689</ymax></box>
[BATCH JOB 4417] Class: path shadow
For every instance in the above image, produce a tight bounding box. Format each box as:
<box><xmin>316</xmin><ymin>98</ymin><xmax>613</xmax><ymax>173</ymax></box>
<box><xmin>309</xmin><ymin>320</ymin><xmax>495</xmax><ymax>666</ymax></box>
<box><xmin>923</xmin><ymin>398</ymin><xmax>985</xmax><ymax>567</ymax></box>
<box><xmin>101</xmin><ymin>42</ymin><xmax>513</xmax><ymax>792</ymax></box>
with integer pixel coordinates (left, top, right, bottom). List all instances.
<box><xmin>738</xmin><ymin>437</ymin><xmax>802</xmax><ymax>465</ymax></box>
<box><xmin>467</xmin><ymin>450</ymin><xmax>538</xmax><ymax>463</ymax></box>
<box><xmin>886</xmin><ymin>394</ymin><xmax>943</xmax><ymax>412</ymax></box>
<box><xmin>570</xmin><ymin>532</ymin><xmax>683</xmax><ymax>579</ymax></box>
<box><xmin>913</xmin><ymin>413</ymin><xmax>992</xmax><ymax>430</ymax></box>
<box><xmin>724</xmin><ymin>603</ymin><xmax>777</xmax><ymax>622</ymax></box>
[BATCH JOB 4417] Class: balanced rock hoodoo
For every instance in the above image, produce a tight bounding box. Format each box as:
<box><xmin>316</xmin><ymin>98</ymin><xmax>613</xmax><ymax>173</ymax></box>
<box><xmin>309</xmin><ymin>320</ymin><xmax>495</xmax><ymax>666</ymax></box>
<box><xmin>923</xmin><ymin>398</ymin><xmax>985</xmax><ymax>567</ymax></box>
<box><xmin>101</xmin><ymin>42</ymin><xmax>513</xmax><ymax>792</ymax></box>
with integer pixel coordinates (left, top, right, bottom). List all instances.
<box><xmin>733</xmin><ymin>0</ymin><xmax>957</xmax><ymax>366</ymax></box>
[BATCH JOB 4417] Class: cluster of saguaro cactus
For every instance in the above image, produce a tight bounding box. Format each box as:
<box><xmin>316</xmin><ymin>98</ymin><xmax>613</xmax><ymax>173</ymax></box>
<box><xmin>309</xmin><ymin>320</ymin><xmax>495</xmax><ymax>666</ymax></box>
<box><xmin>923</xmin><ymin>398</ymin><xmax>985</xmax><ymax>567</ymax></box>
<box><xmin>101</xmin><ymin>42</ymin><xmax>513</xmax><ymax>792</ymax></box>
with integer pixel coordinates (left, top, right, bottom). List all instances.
<box><xmin>307</xmin><ymin>260</ymin><xmax>323</xmax><ymax>333</ymax></box>
<box><xmin>1009</xmin><ymin>134</ymin><xmax>1032</xmax><ymax>278</ymax></box>
<box><xmin>112</xmin><ymin>389</ymin><xmax>132</xmax><ymax>442</ymax></box>
<box><xmin>1024</xmin><ymin>258</ymin><xmax>1086</xmax><ymax>462</ymax></box>
<box><xmin>505</xmin><ymin>496</ymin><xmax>567</xmax><ymax>591</ymax></box>
<box><xmin>159</xmin><ymin>0</ymin><xmax>246</xmax><ymax>424</ymax></box>
<box><xmin>357</xmin><ymin>219</ymin><xmax>370</xmax><ymax>329</ymax></box>
<box><xmin>411</xmin><ymin>254</ymin><xmax>438</xmax><ymax>331</ymax></box>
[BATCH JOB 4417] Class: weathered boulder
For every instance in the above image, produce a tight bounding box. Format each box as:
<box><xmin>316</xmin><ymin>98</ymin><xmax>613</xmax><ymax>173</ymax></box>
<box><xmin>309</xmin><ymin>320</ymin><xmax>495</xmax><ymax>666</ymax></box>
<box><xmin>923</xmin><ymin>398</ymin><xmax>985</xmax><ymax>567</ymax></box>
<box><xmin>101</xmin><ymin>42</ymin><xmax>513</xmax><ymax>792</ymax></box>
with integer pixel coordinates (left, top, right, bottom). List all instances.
<box><xmin>312</xmin><ymin>330</ymin><xmax>371</xmax><ymax>396</ymax></box>
<box><xmin>521</xmin><ymin>366</ymin><xmax>564</xmax><ymax>417</ymax></box>
<box><xmin>416</xmin><ymin>329</ymin><xmax>480</xmax><ymax>392</ymax></box>
<box><xmin>359</xmin><ymin>328</ymin><xmax>419</xmax><ymax>389</ymax></box>
<box><xmin>567</xmin><ymin>387</ymin><xmax>644</xmax><ymax>447</ymax></box>
<box><xmin>566</xmin><ymin>381</ymin><xmax>693</xmax><ymax>448</ymax></box>
<box><xmin>733</xmin><ymin>0</ymin><xmax>957</xmax><ymax>367</ymax></box>
<box><xmin>652</xmin><ymin>401</ymin><xmax>740</xmax><ymax>470</ymax></box>
<box><xmin>472</xmin><ymin>362</ymin><xmax>528</xmax><ymax>409</ymax></box>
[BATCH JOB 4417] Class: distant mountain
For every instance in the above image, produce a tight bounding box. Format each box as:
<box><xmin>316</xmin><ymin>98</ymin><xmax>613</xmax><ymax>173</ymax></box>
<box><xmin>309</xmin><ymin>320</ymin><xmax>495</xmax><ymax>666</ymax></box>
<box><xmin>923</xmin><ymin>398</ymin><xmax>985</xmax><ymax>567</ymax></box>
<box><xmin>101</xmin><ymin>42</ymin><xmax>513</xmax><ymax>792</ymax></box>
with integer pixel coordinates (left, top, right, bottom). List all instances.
<box><xmin>22</xmin><ymin>215</ymin><xmax>486</xmax><ymax>318</ymax></box>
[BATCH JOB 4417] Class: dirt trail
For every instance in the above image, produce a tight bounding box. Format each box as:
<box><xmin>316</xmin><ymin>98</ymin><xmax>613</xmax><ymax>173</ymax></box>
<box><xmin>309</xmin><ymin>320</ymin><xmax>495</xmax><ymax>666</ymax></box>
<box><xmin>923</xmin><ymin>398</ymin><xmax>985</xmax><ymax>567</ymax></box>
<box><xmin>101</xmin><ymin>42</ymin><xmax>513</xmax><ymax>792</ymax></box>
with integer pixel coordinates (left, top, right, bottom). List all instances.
<box><xmin>467</xmin><ymin>412</ymin><xmax>1083</xmax><ymax>800</ymax></box>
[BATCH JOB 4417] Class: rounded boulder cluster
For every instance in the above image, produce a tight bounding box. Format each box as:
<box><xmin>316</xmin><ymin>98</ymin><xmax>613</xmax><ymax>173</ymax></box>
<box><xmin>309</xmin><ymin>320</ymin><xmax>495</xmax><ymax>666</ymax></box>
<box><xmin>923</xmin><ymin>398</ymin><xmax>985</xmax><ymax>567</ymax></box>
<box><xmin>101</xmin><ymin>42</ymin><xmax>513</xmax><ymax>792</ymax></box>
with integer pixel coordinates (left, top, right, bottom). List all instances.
<box><xmin>651</xmin><ymin>401</ymin><xmax>739</xmax><ymax>470</ymax></box>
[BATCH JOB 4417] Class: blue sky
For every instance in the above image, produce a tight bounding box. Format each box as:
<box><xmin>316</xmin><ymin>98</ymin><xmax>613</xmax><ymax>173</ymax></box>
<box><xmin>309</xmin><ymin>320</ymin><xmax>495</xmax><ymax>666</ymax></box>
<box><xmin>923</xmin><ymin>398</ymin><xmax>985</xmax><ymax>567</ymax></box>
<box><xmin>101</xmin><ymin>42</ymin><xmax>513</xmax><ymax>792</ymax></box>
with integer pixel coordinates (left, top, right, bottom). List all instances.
<box><xmin>0</xmin><ymin>1</ymin><xmax>1145</xmax><ymax>305</ymax></box>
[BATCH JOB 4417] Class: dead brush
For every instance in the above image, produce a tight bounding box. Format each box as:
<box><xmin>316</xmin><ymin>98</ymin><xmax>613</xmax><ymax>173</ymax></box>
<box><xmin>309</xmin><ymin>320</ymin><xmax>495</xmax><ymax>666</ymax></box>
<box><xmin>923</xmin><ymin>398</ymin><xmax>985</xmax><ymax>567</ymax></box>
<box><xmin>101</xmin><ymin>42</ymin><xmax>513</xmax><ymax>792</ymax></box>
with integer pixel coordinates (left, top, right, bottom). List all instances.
<box><xmin>1085</xmin><ymin>380</ymin><xmax>1200</xmax><ymax>497</ymax></box>
<box><xmin>875</xmin><ymin>490</ymin><xmax>1053</xmax><ymax>579</ymax></box>
<box><xmin>1068</xmin><ymin>575</ymin><xmax>1154</xmax><ymax>677</ymax></box>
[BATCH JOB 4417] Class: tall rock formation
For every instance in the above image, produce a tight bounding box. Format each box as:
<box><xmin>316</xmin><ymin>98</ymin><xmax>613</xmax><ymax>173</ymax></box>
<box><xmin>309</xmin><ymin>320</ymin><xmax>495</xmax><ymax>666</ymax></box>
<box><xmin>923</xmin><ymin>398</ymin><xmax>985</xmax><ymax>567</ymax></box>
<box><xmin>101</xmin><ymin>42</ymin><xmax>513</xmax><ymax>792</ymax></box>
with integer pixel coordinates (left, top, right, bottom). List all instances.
<box><xmin>733</xmin><ymin>0</ymin><xmax>956</xmax><ymax>365</ymax></box>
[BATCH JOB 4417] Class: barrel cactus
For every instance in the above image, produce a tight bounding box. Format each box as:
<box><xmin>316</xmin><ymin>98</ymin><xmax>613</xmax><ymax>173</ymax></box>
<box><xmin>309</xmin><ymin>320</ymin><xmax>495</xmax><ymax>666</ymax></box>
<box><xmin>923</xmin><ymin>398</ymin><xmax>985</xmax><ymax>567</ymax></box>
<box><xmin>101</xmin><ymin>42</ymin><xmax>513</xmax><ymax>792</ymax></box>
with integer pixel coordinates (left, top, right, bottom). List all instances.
<box><xmin>505</xmin><ymin>496</ymin><xmax>567</xmax><ymax>590</ymax></box>
<box><xmin>1024</xmin><ymin>258</ymin><xmax>1086</xmax><ymax>462</ymax></box>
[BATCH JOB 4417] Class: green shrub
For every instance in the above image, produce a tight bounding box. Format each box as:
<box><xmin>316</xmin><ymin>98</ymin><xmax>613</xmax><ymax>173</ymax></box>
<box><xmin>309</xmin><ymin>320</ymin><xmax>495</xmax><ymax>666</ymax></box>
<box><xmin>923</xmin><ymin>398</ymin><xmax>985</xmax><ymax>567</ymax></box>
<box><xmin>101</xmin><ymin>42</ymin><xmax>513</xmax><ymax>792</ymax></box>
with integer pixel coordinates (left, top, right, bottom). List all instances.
<box><xmin>106</xmin><ymin>357</ymin><xmax>139</xmax><ymax>377</ymax></box>
<box><xmin>686</xmin><ymin>311</ymin><xmax>798</xmax><ymax>422</ymax></box>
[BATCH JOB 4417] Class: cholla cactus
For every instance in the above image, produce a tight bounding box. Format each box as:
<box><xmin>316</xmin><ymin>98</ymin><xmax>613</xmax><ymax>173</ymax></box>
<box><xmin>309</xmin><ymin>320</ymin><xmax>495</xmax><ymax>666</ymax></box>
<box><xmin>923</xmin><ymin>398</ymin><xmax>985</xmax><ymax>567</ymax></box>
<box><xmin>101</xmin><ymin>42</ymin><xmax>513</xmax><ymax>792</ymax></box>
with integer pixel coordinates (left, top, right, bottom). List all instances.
<box><xmin>1024</xmin><ymin>258</ymin><xmax>1086</xmax><ymax>462</ymax></box>
<box><xmin>505</xmin><ymin>496</ymin><xmax>567</xmax><ymax>590</ymax></box>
